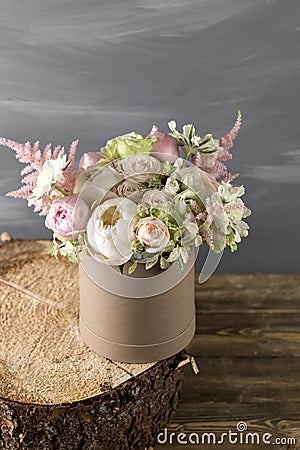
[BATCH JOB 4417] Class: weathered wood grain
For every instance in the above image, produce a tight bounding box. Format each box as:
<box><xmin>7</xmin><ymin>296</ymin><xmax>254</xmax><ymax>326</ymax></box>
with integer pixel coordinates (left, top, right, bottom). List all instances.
<box><xmin>159</xmin><ymin>274</ymin><xmax>300</xmax><ymax>450</ymax></box>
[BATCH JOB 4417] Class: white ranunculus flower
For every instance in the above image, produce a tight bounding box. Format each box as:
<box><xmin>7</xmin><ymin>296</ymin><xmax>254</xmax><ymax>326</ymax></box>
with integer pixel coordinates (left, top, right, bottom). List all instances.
<box><xmin>122</xmin><ymin>154</ymin><xmax>162</xmax><ymax>183</ymax></box>
<box><xmin>75</xmin><ymin>165</ymin><xmax>122</xmax><ymax>207</ymax></box>
<box><xmin>142</xmin><ymin>189</ymin><xmax>171</xmax><ymax>206</ymax></box>
<box><xmin>87</xmin><ymin>197</ymin><xmax>137</xmax><ymax>265</ymax></box>
<box><xmin>30</xmin><ymin>154</ymin><xmax>67</xmax><ymax>200</ymax></box>
<box><xmin>225</xmin><ymin>197</ymin><xmax>249</xmax><ymax>223</ymax></box>
<box><xmin>205</xmin><ymin>193</ymin><xmax>228</xmax><ymax>235</ymax></box>
<box><xmin>205</xmin><ymin>192</ymin><xmax>228</xmax><ymax>252</ymax></box>
<box><xmin>135</xmin><ymin>217</ymin><xmax>170</xmax><ymax>254</ymax></box>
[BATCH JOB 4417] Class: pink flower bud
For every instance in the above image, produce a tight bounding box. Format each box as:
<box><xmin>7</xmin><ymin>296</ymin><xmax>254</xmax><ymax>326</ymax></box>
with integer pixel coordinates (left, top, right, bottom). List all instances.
<box><xmin>148</xmin><ymin>125</ymin><xmax>179</xmax><ymax>162</ymax></box>
<box><xmin>79</xmin><ymin>152</ymin><xmax>102</xmax><ymax>170</ymax></box>
<box><xmin>45</xmin><ymin>196</ymin><xmax>90</xmax><ymax>239</ymax></box>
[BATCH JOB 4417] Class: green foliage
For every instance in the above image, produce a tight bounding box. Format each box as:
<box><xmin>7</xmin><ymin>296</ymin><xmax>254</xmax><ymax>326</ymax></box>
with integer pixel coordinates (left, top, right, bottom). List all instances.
<box><xmin>145</xmin><ymin>255</ymin><xmax>159</xmax><ymax>270</ymax></box>
<box><xmin>48</xmin><ymin>233</ymin><xmax>86</xmax><ymax>264</ymax></box>
<box><xmin>128</xmin><ymin>261</ymin><xmax>138</xmax><ymax>274</ymax></box>
<box><xmin>168</xmin><ymin>120</ymin><xmax>222</xmax><ymax>156</ymax></box>
<box><xmin>147</xmin><ymin>176</ymin><xmax>164</xmax><ymax>190</ymax></box>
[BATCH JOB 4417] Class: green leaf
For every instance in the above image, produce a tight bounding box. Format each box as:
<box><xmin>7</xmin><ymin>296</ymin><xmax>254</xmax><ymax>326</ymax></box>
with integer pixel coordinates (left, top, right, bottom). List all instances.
<box><xmin>67</xmin><ymin>252</ymin><xmax>80</xmax><ymax>264</ymax></box>
<box><xmin>195</xmin><ymin>235</ymin><xmax>203</xmax><ymax>247</ymax></box>
<box><xmin>128</xmin><ymin>261</ymin><xmax>138</xmax><ymax>275</ymax></box>
<box><xmin>48</xmin><ymin>248</ymin><xmax>58</xmax><ymax>259</ymax></box>
<box><xmin>176</xmin><ymin>256</ymin><xmax>184</xmax><ymax>273</ymax></box>
<box><xmin>199</xmin><ymin>148</ymin><xmax>218</xmax><ymax>154</ymax></box>
<box><xmin>54</xmin><ymin>233</ymin><xmax>66</xmax><ymax>243</ymax></box>
<box><xmin>137</xmin><ymin>202</ymin><xmax>150</xmax><ymax>217</ymax></box>
<box><xmin>160</xmin><ymin>256</ymin><xmax>170</xmax><ymax>270</ymax></box>
<box><xmin>167</xmin><ymin>246</ymin><xmax>180</xmax><ymax>263</ymax></box>
<box><xmin>173</xmin><ymin>230</ymin><xmax>182</xmax><ymax>242</ymax></box>
<box><xmin>181</xmin><ymin>235</ymin><xmax>196</xmax><ymax>247</ymax></box>
<box><xmin>163</xmin><ymin>162</ymin><xmax>177</xmax><ymax>176</ymax></box>
<box><xmin>145</xmin><ymin>255</ymin><xmax>159</xmax><ymax>270</ymax></box>
<box><xmin>198</xmin><ymin>134</ymin><xmax>212</xmax><ymax>147</ymax></box>
<box><xmin>180</xmin><ymin>246</ymin><xmax>190</xmax><ymax>264</ymax></box>
<box><xmin>77</xmin><ymin>233</ymin><xmax>85</xmax><ymax>246</ymax></box>
<box><xmin>163</xmin><ymin>240</ymin><xmax>175</xmax><ymax>252</ymax></box>
<box><xmin>185</xmin><ymin>222</ymin><xmax>198</xmax><ymax>236</ymax></box>
<box><xmin>181</xmin><ymin>173</ymin><xmax>193</xmax><ymax>189</ymax></box>
<box><xmin>147</xmin><ymin>176</ymin><xmax>163</xmax><ymax>189</ymax></box>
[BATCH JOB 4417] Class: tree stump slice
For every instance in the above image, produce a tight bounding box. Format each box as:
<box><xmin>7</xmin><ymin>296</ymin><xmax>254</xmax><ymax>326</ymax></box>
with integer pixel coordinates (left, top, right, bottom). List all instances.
<box><xmin>0</xmin><ymin>240</ymin><xmax>187</xmax><ymax>450</ymax></box>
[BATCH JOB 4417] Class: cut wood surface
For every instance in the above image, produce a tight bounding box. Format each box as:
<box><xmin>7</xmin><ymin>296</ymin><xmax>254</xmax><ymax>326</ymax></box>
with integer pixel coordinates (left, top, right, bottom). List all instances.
<box><xmin>0</xmin><ymin>239</ymin><xmax>188</xmax><ymax>449</ymax></box>
<box><xmin>159</xmin><ymin>274</ymin><xmax>300</xmax><ymax>450</ymax></box>
<box><xmin>0</xmin><ymin>239</ymin><xmax>158</xmax><ymax>405</ymax></box>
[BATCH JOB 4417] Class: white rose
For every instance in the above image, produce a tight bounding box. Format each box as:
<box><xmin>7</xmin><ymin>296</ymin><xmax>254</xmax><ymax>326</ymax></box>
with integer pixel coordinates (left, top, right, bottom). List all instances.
<box><xmin>142</xmin><ymin>189</ymin><xmax>171</xmax><ymax>206</ymax></box>
<box><xmin>116</xmin><ymin>179</ymin><xmax>144</xmax><ymax>197</ymax></box>
<box><xmin>135</xmin><ymin>217</ymin><xmax>170</xmax><ymax>254</ymax></box>
<box><xmin>87</xmin><ymin>197</ymin><xmax>137</xmax><ymax>265</ymax></box>
<box><xmin>122</xmin><ymin>154</ymin><xmax>161</xmax><ymax>183</ymax></box>
<box><xmin>164</xmin><ymin>177</ymin><xmax>180</xmax><ymax>195</ymax></box>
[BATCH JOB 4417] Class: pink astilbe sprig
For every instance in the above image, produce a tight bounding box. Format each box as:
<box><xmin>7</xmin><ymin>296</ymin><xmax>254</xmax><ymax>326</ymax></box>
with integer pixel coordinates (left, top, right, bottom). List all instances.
<box><xmin>220</xmin><ymin>109</ymin><xmax>242</xmax><ymax>155</ymax></box>
<box><xmin>0</xmin><ymin>137</ymin><xmax>79</xmax><ymax>215</ymax></box>
<box><xmin>193</xmin><ymin>111</ymin><xmax>242</xmax><ymax>183</ymax></box>
<box><xmin>60</xmin><ymin>139</ymin><xmax>79</xmax><ymax>195</ymax></box>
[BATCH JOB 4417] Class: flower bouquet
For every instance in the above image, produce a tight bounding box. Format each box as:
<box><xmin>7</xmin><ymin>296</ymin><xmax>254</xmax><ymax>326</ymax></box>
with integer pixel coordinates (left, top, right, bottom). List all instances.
<box><xmin>0</xmin><ymin>112</ymin><xmax>251</xmax><ymax>363</ymax></box>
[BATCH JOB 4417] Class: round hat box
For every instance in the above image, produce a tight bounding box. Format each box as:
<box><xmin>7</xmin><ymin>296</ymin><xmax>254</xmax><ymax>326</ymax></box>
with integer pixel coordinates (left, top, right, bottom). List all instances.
<box><xmin>79</xmin><ymin>251</ymin><xmax>195</xmax><ymax>363</ymax></box>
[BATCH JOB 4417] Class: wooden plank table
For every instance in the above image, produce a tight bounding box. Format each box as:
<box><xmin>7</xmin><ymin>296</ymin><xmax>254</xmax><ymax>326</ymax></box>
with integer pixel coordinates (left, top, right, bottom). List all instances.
<box><xmin>158</xmin><ymin>274</ymin><xmax>300</xmax><ymax>450</ymax></box>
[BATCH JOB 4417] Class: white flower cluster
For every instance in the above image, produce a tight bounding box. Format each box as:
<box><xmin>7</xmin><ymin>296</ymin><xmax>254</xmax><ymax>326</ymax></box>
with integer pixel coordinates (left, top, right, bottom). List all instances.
<box><xmin>28</xmin><ymin>154</ymin><xmax>68</xmax><ymax>205</ymax></box>
<box><xmin>4</xmin><ymin>119</ymin><xmax>250</xmax><ymax>268</ymax></box>
<box><xmin>81</xmin><ymin>153</ymin><xmax>251</xmax><ymax>272</ymax></box>
<box><xmin>218</xmin><ymin>182</ymin><xmax>251</xmax><ymax>251</ymax></box>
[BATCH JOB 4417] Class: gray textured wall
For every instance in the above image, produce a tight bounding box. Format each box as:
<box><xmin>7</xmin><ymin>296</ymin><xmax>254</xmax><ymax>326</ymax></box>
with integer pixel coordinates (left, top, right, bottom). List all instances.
<box><xmin>0</xmin><ymin>0</ymin><xmax>299</xmax><ymax>272</ymax></box>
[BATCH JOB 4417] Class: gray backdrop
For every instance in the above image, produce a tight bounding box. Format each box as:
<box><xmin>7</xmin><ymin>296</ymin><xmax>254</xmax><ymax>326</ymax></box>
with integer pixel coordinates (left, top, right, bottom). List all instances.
<box><xmin>0</xmin><ymin>0</ymin><xmax>299</xmax><ymax>272</ymax></box>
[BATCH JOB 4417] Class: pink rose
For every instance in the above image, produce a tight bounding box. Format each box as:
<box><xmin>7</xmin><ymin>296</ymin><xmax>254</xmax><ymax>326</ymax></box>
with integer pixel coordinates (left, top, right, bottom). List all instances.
<box><xmin>148</xmin><ymin>125</ymin><xmax>179</xmax><ymax>162</ymax></box>
<box><xmin>79</xmin><ymin>152</ymin><xmax>102</xmax><ymax>170</ymax></box>
<box><xmin>135</xmin><ymin>217</ymin><xmax>170</xmax><ymax>253</ymax></box>
<box><xmin>45</xmin><ymin>196</ymin><xmax>90</xmax><ymax>238</ymax></box>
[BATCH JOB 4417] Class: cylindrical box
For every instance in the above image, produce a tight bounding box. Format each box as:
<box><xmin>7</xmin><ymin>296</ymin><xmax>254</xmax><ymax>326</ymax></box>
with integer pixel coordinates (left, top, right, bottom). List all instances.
<box><xmin>79</xmin><ymin>252</ymin><xmax>195</xmax><ymax>363</ymax></box>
